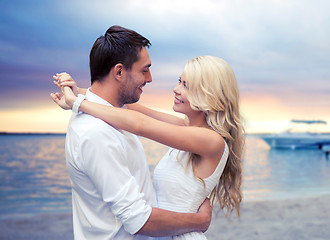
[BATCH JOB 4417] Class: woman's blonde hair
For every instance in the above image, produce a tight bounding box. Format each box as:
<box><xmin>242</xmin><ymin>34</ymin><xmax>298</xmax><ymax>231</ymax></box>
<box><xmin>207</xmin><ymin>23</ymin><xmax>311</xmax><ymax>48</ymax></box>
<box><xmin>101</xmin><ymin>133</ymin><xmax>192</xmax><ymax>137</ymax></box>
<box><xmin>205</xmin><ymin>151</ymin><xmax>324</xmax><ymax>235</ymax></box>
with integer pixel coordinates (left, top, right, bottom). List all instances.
<box><xmin>183</xmin><ymin>56</ymin><xmax>245</xmax><ymax>217</ymax></box>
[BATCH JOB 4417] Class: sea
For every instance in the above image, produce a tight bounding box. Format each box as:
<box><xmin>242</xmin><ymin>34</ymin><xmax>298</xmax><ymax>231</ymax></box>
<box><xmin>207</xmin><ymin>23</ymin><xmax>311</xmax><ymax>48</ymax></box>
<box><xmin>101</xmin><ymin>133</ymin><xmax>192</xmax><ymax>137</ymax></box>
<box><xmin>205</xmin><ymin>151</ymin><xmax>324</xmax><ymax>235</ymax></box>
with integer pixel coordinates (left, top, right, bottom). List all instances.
<box><xmin>1</xmin><ymin>133</ymin><xmax>330</xmax><ymax>220</ymax></box>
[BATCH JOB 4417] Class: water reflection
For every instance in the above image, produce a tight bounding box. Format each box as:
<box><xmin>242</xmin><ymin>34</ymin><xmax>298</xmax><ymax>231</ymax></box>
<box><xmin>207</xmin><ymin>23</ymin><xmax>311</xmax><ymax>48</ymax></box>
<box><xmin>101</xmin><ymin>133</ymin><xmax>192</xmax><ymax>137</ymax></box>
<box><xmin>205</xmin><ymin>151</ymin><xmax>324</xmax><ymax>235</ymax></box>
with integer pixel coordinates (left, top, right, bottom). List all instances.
<box><xmin>0</xmin><ymin>135</ymin><xmax>71</xmax><ymax>219</ymax></box>
<box><xmin>243</xmin><ymin>136</ymin><xmax>330</xmax><ymax>201</ymax></box>
<box><xmin>1</xmin><ymin>134</ymin><xmax>330</xmax><ymax>219</ymax></box>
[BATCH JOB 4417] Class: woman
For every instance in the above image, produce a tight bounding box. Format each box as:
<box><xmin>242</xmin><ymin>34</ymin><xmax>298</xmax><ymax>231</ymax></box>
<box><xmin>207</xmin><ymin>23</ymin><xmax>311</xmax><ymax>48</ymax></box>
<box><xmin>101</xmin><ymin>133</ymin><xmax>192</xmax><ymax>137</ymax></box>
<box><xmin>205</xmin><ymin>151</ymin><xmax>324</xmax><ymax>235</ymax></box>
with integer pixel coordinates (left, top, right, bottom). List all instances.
<box><xmin>53</xmin><ymin>56</ymin><xmax>244</xmax><ymax>239</ymax></box>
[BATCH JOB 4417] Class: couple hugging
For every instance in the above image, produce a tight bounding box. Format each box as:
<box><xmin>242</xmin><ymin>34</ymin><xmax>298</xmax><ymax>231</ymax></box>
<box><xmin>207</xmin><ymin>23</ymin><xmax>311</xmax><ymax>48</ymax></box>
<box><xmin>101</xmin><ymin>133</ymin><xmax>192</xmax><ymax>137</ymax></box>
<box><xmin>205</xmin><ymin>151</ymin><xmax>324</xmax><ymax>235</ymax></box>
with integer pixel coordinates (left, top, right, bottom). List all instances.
<box><xmin>51</xmin><ymin>25</ymin><xmax>244</xmax><ymax>240</ymax></box>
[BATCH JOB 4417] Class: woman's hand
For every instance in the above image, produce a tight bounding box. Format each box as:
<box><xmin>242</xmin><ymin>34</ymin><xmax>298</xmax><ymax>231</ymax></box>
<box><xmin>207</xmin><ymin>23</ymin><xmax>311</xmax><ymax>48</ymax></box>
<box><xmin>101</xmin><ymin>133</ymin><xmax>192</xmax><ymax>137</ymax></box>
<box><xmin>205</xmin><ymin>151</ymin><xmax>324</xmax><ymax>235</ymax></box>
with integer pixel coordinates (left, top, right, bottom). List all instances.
<box><xmin>53</xmin><ymin>72</ymin><xmax>78</xmax><ymax>96</ymax></box>
<box><xmin>50</xmin><ymin>89</ymin><xmax>70</xmax><ymax>110</ymax></box>
<box><xmin>50</xmin><ymin>72</ymin><xmax>79</xmax><ymax>110</ymax></box>
<box><xmin>50</xmin><ymin>86</ymin><xmax>78</xmax><ymax>110</ymax></box>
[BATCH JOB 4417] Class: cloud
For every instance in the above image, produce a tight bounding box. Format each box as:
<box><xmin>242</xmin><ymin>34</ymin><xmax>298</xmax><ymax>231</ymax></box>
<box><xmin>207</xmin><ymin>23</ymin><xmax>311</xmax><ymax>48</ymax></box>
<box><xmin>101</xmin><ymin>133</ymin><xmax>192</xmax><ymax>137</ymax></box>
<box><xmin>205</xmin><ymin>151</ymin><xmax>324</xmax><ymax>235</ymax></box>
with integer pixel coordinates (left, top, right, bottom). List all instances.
<box><xmin>0</xmin><ymin>0</ymin><xmax>329</xmax><ymax>131</ymax></box>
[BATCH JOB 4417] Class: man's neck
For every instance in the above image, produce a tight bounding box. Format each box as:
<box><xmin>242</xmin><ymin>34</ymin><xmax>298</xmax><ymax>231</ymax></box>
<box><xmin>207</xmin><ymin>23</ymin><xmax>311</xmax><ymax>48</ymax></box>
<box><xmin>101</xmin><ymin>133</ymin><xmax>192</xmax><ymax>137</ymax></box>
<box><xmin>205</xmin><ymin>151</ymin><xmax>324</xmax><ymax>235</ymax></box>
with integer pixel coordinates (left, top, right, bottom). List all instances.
<box><xmin>90</xmin><ymin>82</ymin><xmax>120</xmax><ymax>107</ymax></box>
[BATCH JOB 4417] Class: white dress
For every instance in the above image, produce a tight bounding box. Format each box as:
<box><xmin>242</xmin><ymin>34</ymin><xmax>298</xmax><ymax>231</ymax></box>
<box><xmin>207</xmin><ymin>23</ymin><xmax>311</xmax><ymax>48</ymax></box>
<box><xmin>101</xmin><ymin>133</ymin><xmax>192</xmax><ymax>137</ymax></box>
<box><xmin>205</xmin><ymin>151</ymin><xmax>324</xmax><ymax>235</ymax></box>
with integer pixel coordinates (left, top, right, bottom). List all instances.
<box><xmin>153</xmin><ymin>142</ymin><xmax>229</xmax><ymax>240</ymax></box>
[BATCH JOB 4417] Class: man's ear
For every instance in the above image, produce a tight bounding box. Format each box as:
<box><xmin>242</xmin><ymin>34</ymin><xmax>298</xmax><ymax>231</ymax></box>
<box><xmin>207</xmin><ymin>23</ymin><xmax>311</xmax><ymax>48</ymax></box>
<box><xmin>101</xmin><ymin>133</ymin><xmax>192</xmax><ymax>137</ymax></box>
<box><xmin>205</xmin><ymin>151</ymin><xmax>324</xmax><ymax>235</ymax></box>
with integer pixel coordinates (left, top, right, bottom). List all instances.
<box><xmin>113</xmin><ymin>63</ymin><xmax>125</xmax><ymax>81</ymax></box>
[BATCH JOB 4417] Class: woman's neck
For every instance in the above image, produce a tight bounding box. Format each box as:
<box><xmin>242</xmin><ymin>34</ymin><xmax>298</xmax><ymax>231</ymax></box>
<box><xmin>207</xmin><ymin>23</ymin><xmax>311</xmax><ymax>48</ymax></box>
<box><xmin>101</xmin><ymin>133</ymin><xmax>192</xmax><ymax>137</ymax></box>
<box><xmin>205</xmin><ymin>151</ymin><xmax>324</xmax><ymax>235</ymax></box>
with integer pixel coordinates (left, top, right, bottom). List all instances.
<box><xmin>186</xmin><ymin>112</ymin><xmax>208</xmax><ymax>128</ymax></box>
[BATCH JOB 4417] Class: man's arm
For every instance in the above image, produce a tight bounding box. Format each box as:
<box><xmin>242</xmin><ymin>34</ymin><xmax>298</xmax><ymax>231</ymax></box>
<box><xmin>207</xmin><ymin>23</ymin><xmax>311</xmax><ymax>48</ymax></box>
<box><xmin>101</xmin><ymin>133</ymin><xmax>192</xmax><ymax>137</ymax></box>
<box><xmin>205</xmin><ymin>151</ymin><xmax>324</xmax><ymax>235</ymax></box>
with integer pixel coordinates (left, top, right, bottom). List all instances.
<box><xmin>137</xmin><ymin>198</ymin><xmax>212</xmax><ymax>237</ymax></box>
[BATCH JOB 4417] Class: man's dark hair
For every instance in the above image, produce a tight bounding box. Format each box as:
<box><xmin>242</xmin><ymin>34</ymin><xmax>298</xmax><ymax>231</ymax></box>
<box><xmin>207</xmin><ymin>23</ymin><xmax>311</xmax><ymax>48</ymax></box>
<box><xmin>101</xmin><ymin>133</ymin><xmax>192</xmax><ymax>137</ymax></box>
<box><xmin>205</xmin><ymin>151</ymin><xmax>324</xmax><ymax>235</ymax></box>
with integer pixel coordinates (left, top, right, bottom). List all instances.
<box><xmin>89</xmin><ymin>25</ymin><xmax>151</xmax><ymax>84</ymax></box>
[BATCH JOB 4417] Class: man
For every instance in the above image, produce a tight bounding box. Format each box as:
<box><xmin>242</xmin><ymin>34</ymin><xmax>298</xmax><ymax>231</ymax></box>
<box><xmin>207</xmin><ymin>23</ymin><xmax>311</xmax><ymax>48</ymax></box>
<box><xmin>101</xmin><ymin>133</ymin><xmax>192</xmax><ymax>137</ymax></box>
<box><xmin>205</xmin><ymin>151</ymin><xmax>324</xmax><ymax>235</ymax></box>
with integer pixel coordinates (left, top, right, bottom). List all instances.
<box><xmin>51</xmin><ymin>25</ymin><xmax>211</xmax><ymax>239</ymax></box>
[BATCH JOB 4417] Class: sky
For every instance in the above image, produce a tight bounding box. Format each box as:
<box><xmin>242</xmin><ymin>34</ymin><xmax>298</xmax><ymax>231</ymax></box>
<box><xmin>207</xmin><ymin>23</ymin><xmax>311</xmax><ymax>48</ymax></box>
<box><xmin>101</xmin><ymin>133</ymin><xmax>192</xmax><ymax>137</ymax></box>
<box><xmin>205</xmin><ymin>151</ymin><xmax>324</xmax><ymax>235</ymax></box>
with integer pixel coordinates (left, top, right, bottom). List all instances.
<box><xmin>0</xmin><ymin>0</ymin><xmax>329</xmax><ymax>133</ymax></box>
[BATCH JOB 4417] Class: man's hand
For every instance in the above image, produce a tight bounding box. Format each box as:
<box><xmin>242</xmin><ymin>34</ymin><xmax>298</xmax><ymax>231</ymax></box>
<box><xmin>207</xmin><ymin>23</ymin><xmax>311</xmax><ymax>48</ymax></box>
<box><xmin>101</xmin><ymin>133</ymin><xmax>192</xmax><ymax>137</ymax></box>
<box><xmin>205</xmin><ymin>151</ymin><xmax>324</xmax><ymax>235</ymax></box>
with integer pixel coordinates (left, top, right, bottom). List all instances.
<box><xmin>197</xmin><ymin>198</ymin><xmax>212</xmax><ymax>232</ymax></box>
<box><xmin>137</xmin><ymin>198</ymin><xmax>213</xmax><ymax>237</ymax></box>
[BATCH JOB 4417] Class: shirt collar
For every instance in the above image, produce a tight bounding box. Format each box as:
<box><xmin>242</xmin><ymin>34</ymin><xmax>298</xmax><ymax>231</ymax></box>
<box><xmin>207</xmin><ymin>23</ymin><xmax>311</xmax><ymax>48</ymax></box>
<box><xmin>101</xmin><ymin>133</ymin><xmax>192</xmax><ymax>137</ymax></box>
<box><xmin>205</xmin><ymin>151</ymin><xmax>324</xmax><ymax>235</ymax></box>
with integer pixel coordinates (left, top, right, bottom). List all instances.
<box><xmin>85</xmin><ymin>88</ymin><xmax>112</xmax><ymax>107</ymax></box>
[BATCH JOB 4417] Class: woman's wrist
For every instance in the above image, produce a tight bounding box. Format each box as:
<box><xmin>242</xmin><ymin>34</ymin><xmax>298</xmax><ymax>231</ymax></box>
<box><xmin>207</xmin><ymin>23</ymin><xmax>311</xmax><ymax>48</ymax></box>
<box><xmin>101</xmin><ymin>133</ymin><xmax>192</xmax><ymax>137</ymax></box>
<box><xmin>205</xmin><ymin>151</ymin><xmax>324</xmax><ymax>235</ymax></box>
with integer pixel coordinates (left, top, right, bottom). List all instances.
<box><xmin>72</xmin><ymin>94</ymin><xmax>86</xmax><ymax>113</ymax></box>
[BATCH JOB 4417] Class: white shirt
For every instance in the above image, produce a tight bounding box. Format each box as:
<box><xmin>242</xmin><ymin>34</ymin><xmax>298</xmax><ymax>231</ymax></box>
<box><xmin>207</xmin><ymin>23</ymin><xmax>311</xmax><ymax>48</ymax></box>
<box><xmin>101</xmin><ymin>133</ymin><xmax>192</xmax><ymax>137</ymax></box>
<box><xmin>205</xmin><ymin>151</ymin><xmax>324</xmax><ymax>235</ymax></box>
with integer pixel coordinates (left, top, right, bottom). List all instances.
<box><xmin>65</xmin><ymin>88</ymin><xmax>156</xmax><ymax>240</ymax></box>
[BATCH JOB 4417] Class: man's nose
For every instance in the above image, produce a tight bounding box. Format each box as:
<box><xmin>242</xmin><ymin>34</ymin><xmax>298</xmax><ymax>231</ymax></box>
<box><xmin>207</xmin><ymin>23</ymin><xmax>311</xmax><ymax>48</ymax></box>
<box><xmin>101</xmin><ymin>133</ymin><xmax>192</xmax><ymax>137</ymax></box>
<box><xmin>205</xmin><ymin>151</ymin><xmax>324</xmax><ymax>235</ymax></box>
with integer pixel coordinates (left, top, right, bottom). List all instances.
<box><xmin>146</xmin><ymin>70</ymin><xmax>152</xmax><ymax>83</ymax></box>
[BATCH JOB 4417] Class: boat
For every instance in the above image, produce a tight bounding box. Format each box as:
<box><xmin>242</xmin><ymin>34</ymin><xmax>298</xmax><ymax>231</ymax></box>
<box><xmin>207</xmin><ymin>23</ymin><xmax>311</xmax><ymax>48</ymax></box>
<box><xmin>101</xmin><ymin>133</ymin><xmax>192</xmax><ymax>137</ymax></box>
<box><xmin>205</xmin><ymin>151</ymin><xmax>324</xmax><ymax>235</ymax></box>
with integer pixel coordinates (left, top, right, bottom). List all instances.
<box><xmin>261</xmin><ymin>120</ymin><xmax>330</xmax><ymax>149</ymax></box>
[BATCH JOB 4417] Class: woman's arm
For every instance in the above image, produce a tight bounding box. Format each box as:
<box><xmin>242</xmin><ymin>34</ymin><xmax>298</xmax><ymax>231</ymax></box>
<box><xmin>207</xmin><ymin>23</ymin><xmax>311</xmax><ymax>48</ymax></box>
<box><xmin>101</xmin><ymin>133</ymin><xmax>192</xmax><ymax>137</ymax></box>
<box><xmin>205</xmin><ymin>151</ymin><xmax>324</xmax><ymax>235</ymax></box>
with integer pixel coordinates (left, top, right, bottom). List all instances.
<box><xmin>58</xmin><ymin>82</ymin><xmax>223</xmax><ymax>158</ymax></box>
<box><xmin>53</xmin><ymin>72</ymin><xmax>184</xmax><ymax>125</ymax></box>
<box><xmin>127</xmin><ymin>103</ymin><xmax>185</xmax><ymax>126</ymax></box>
<box><xmin>77</xmin><ymin>87</ymin><xmax>87</xmax><ymax>95</ymax></box>
<box><xmin>78</xmin><ymin>100</ymin><xmax>222</xmax><ymax>158</ymax></box>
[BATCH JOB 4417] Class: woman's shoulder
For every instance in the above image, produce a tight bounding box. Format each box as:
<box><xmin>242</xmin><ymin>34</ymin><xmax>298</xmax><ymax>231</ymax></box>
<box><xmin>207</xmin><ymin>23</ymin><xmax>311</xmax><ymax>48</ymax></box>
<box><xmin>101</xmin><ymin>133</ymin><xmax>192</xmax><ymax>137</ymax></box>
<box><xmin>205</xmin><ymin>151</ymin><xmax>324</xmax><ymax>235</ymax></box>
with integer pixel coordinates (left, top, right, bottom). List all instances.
<box><xmin>200</xmin><ymin>127</ymin><xmax>225</xmax><ymax>156</ymax></box>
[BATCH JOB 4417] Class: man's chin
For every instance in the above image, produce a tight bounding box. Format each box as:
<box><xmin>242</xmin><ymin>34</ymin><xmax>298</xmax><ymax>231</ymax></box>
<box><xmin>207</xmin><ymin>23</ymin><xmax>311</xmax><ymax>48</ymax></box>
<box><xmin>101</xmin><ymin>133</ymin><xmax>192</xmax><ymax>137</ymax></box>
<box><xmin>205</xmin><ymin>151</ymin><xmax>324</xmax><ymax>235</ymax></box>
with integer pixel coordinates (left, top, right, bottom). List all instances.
<box><xmin>126</xmin><ymin>96</ymin><xmax>140</xmax><ymax>105</ymax></box>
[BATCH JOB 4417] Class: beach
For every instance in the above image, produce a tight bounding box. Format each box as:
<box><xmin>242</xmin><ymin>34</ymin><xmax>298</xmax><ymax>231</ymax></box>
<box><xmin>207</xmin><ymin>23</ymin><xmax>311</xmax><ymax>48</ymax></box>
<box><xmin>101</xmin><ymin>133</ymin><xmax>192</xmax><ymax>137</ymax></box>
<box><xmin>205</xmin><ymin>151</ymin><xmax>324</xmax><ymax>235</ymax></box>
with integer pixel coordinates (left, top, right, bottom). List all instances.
<box><xmin>1</xmin><ymin>194</ymin><xmax>329</xmax><ymax>240</ymax></box>
<box><xmin>206</xmin><ymin>194</ymin><xmax>330</xmax><ymax>240</ymax></box>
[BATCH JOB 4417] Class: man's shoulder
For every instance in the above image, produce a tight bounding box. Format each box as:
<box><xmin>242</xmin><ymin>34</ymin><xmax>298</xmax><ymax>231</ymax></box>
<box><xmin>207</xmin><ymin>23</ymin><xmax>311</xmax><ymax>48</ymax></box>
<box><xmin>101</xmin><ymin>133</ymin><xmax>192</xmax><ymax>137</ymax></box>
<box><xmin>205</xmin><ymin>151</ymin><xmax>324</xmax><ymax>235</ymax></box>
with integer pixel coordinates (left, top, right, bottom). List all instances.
<box><xmin>68</xmin><ymin>113</ymin><xmax>120</xmax><ymax>139</ymax></box>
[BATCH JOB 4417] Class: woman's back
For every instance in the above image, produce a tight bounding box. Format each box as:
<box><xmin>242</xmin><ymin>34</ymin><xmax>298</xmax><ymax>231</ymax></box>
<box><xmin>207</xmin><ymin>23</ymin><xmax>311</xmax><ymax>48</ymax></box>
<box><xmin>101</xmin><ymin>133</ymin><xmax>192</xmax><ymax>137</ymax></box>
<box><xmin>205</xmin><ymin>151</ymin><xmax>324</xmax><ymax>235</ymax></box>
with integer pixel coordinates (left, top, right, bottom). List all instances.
<box><xmin>154</xmin><ymin>142</ymin><xmax>229</xmax><ymax>239</ymax></box>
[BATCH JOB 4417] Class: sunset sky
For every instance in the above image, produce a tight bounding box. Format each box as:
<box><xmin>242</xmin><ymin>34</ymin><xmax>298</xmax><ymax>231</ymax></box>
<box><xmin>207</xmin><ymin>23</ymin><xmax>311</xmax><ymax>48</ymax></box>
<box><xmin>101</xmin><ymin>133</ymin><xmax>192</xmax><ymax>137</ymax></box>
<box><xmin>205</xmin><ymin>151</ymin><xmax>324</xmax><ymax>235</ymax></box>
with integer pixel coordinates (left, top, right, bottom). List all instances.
<box><xmin>1</xmin><ymin>0</ymin><xmax>329</xmax><ymax>133</ymax></box>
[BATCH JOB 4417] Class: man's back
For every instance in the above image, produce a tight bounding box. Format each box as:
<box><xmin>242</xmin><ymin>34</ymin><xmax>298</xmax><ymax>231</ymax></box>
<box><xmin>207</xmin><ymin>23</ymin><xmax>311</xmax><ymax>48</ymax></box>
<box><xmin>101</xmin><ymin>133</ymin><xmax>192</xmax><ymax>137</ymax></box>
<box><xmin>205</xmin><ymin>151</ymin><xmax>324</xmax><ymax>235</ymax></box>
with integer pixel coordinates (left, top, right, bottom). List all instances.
<box><xmin>65</xmin><ymin>89</ymin><xmax>155</xmax><ymax>239</ymax></box>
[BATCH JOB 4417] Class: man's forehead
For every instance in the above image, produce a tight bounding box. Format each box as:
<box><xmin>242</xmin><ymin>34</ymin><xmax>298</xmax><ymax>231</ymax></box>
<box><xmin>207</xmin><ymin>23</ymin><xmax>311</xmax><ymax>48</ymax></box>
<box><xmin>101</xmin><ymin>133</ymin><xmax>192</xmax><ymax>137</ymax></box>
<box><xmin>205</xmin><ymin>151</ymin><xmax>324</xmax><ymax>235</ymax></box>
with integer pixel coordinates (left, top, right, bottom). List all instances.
<box><xmin>136</xmin><ymin>47</ymin><xmax>151</xmax><ymax>66</ymax></box>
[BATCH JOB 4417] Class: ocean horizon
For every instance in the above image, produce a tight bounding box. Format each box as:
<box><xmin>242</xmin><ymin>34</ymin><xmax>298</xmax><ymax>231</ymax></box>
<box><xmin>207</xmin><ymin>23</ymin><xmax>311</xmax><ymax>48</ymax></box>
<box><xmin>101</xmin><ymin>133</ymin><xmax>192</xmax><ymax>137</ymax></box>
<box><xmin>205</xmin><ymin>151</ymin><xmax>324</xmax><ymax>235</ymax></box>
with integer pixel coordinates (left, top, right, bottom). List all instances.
<box><xmin>1</xmin><ymin>134</ymin><xmax>330</xmax><ymax>220</ymax></box>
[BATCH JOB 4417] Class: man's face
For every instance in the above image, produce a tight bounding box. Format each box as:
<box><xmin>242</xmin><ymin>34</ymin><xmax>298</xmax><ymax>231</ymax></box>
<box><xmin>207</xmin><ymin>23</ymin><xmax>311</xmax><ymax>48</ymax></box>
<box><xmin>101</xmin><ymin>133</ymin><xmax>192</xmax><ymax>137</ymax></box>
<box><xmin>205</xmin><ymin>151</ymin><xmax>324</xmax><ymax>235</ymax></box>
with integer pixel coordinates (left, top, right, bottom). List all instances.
<box><xmin>118</xmin><ymin>47</ymin><xmax>152</xmax><ymax>106</ymax></box>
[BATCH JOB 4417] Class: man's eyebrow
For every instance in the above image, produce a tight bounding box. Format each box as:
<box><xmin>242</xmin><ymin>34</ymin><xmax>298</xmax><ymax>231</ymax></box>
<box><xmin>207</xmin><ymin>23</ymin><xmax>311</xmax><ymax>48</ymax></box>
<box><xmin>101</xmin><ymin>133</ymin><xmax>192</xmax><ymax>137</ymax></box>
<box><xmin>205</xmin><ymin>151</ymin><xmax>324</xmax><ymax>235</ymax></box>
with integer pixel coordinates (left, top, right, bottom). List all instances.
<box><xmin>144</xmin><ymin>63</ymin><xmax>151</xmax><ymax>68</ymax></box>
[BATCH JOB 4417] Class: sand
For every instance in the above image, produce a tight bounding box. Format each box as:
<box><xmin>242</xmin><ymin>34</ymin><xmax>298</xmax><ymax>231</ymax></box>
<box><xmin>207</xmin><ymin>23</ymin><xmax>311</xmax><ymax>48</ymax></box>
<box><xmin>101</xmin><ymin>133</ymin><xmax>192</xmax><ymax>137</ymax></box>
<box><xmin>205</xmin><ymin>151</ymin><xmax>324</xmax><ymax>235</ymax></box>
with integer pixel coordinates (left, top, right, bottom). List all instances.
<box><xmin>1</xmin><ymin>195</ymin><xmax>329</xmax><ymax>240</ymax></box>
<box><xmin>206</xmin><ymin>195</ymin><xmax>330</xmax><ymax>240</ymax></box>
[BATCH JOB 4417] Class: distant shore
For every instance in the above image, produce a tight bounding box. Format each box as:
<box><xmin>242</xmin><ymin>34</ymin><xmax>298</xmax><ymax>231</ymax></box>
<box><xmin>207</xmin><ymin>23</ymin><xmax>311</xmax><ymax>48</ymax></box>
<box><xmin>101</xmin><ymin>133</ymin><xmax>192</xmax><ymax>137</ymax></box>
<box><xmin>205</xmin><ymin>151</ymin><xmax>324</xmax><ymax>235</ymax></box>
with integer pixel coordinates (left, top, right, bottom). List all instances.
<box><xmin>0</xmin><ymin>132</ymin><xmax>276</xmax><ymax>136</ymax></box>
<box><xmin>1</xmin><ymin>194</ymin><xmax>329</xmax><ymax>240</ymax></box>
<box><xmin>0</xmin><ymin>132</ymin><xmax>66</xmax><ymax>135</ymax></box>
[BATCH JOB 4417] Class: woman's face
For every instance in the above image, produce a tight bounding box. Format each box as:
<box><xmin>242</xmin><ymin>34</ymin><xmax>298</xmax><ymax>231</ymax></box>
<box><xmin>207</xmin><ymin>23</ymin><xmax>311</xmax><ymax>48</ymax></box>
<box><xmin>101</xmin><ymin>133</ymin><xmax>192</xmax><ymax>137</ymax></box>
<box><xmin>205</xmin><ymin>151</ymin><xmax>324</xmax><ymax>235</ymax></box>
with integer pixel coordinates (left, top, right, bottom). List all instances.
<box><xmin>173</xmin><ymin>74</ymin><xmax>194</xmax><ymax>115</ymax></box>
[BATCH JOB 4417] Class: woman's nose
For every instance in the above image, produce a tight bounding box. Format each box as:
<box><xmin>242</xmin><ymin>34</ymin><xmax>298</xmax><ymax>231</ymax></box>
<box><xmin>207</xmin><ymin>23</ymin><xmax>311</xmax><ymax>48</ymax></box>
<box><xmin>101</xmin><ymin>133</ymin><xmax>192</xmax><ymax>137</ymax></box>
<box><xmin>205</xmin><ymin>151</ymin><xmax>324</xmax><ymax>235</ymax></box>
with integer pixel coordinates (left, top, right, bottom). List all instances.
<box><xmin>173</xmin><ymin>83</ymin><xmax>180</xmax><ymax>94</ymax></box>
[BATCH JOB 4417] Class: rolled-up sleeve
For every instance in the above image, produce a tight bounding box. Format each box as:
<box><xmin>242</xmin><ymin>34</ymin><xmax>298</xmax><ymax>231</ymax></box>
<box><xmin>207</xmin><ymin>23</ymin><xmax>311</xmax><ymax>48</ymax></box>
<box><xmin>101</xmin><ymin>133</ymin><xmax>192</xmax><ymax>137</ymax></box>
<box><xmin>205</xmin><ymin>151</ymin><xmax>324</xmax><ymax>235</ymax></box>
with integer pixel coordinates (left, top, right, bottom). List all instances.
<box><xmin>79</xmin><ymin>126</ymin><xmax>152</xmax><ymax>234</ymax></box>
